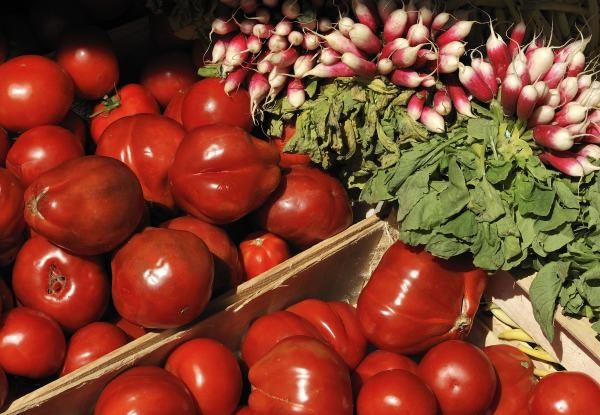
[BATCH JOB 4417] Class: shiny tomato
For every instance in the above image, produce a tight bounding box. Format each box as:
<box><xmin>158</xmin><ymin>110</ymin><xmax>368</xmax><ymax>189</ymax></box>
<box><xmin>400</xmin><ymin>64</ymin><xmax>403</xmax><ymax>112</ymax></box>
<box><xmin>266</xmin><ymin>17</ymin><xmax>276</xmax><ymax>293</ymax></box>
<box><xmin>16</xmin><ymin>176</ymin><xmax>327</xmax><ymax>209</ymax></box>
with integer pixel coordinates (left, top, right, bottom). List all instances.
<box><xmin>0</xmin><ymin>55</ymin><xmax>74</xmax><ymax>132</ymax></box>
<box><xmin>61</xmin><ymin>111</ymin><xmax>87</xmax><ymax>148</ymax></box>
<box><xmin>352</xmin><ymin>350</ymin><xmax>418</xmax><ymax>393</ymax></box>
<box><xmin>6</xmin><ymin>125</ymin><xmax>84</xmax><ymax>187</ymax></box>
<box><xmin>0</xmin><ymin>168</ymin><xmax>25</xmax><ymax>266</ymax></box>
<box><xmin>240</xmin><ymin>231</ymin><xmax>290</xmax><ymax>280</ymax></box>
<box><xmin>165</xmin><ymin>338</ymin><xmax>242</xmax><ymax>415</ymax></box>
<box><xmin>528</xmin><ymin>371</ymin><xmax>600</xmax><ymax>415</ymax></box>
<box><xmin>418</xmin><ymin>340</ymin><xmax>497</xmax><ymax>415</ymax></box>
<box><xmin>111</xmin><ymin>227</ymin><xmax>214</xmax><ymax>329</ymax></box>
<box><xmin>254</xmin><ymin>166</ymin><xmax>352</xmax><ymax>249</ymax></box>
<box><xmin>90</xmin><ymin>84</ymin><xmax>160</xmax><ymax>143</ymax></box>
<box><xmin>271</xmin><ymin>124</ymin><xmax>311</xmax><ymax>169</ymax></box>
<box><xmin>181</xmin><ymin>77</ymin><xmax>252</xmax><ymax>132</ymax></box>
<box><xmin>0</xmin><ymin>307</ymin><xmax>66</xmax><ymax>378</ymax></box>
<box><xmin>164</xmin><ymin>89</ymin><xmax>186</xmax><ymax>125</ymax></box>
<box><xmin>94</xmin><ymin>366</ymin><xmax>197</xmax><ymax>415</ymax></box>
<box><xmin>141</xmin><ymin>51</ymin><xmax>196</xmax><ymax>107</ymax></box>
<box><xmin>0</xmin><ymin>128</ymin><xmax>9</xmax><ymax>166</ymax></box>
<box><xmin>24</xmin><ymin>156</ymin><xmax>145</xmax><ymax>255</ymax></box>
<box><xmin>249</xmin><ymin>336</ymin><xmax>353</xmax><ymax>415</ymax></box>
<box><xmin>56</xmin><ymin>27</ymin><xmax>119</xmax><ymax>100</ymax></box>
<box><xmin>96</xmin><ymin>114</ymin><xmax>185</xmax><ymax>211</ymax></box>
<box><xmin>169</xmin><ymin>124</ymin><xmax>281</xmax><ymax>224</ymax></box>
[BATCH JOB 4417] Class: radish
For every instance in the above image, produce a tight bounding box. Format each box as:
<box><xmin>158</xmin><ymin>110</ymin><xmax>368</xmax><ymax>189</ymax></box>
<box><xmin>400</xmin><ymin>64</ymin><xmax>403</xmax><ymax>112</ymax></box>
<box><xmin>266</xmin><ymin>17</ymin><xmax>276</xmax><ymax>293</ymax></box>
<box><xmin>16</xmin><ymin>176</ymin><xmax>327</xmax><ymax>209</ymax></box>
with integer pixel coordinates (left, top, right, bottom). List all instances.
<box><xmin>253</xmin><ymin>24</ymin><xmax>273</xmax><ymax>39</ymax></box>
<box><xmin>263</xmin><ymin>0</ymin><xmax>278</xmax><ymax>5</ymax></box>
<box><xmin>421</xmin><ymin>75</ymin><xmax>436</xmax><ymax>88</ymax></box>
<box><xmin>589</xmin><ymin>109</ymin><xmax>600</xmax><ymax>124</ymax></box>
<box><xmin>274</xmin><ymin>20</ymin><xmax>293</xmax><ymax>37</ymax></box>
<box><xmin>240</xmin><ymin>19</ymin><xmax>257</xmax><ymax>35</ymax></box>
<box><xmin>287</xmin><ymin>78</ymin><xmax>305</xmax><ymax>108</ymax></box>
<box><xmin>406</xmin><ymin>0</ymin><xmax>418</xmax><ymax>26</ymax></box>
<box><xmin>341</xmin><ymin>53</ymin><xmax>377</xmax><ymax>78</ymax></box>
<box><xmin>257</xmin><ymin>55</ymin><xmax>274</xmax><ymax>73</ymax></box>
<box><xmin>391</xmin><ymin>44</ymin><xmax>423</xmax><ymax>68</ymax></box>
<box><xmin>486</xmin><ymin>23</ymin><xmax>511</xmax><ymax>80</ymax></box>
<box><xmin>211</xmin><ymin>17</ymin><xmax>237</xmax><ymax>36</ymax></box>
<box><xmin>255</xmin><ymin>8</ymin><xmax>271</xmax><ymax>24</ymax></box>
<box><xmin>325</xmin><ymin>31</ymin><xmax>366</xmax><ymax>57</ymax></box>
<box><xmin>433</xmin><ymin>89</ymin><xmax>452</xmax><ymax>116</ymax></box>
<box><xmin>566</xmin><ymin>120</ymin><xmax>590</xmax><ymax>135</ymax></box>
<box><xmin>545</xmin><ymin>89</ymin><xmax>561</xmax><ymax>107</ymax></box>
<box><xmin>436</xmin><ymin>21</ymin><xmax>474</xmax><ymax>46</ymax></box>
<box><xmin>320</xmin><ymin>48</ymin><xmax>341</xmax><ymax>65</ymax></box>
<box><xmin>577</xmin><ymin>155</ymin><xmax>600</xmax><ymax>174</ymax></box>
<box><xmin>390</xmin><ymin>69</ymin><xmax>429</xmax><ymax>88</ymax></box>
<box><xmin>407</xmin><ymin>90</ymin><xmax>427</xmax><ymax>120</ymax></box>
<box><xmin>458</xmin><ymin>63</ymin><xmax>494</xmax><ymax>103</ymax></box>
<box><xmin>500</xmin><ymin>73</ymin><xmax>522</xmax><ymax>116</ymax></box>
<box><xmin>352</xmin><ymin>0</ymin><xmax>380</xmax><ymax>32</ymax></box>
<box><xmin>249</xmin><ymin>72</ymin><xmax>270</xmax><ymax>117</ymax></box>
<box><xmin>266</xmin><ymin>83</ymin><xmax>286</xmax><ymax>104</ymax></box>
<box><xmin>527</xmin><ymin>47</ymin><xmax>554</xmax><ymax>81</ymax></box>
<box><xmin>268</xmin><ymin>35</ymin><xmax>289</xmax><ymax>52</ymax></box>
<box><xmin>578</xmin><ymin>144</ymin><xmax>600</xmax><ymax>159</ymax></box>
<box><xmin>527</xmin><ymin>105</ymin><xmax>555</xmax><ymax>127</ymax></box>
<box><xmin>377</xmin><ymin>58</ymin><xmax>394</xmax><ymax>75</ymax></box>
<box><xmin>268</xmin><ymin>66</ymin><xmax>289</xmax><ymax>89</ymax></box>
<box><xmin>438</xmin><ymin>54</ymin><xmax>460</xmax><ymax>73</ymax></box>
<box><xmin>506</xmin><ymin>54</ymin><xmax>530</xmax><ymax>85</ymax></box>
<box><xmin>303</xmin><ymin>61</ymin><xmax>356</xmax><ymax>78</ymax></box>
<box><xmin>288</xmin><ymin>31</ymin><xmax>304</xmax><ymax>46</ymax></box>
<box><xmin>318</xmin><ymin>18</ymin><xmax>334</xmax><ymax>32</ymax></box>
<box><xmin>440</xmin><ymin>41</ymin><xmax>466</xmax><ymax>57</ymax></box>
<box><xmin>302</xmin><ymin>33</ymin><xmax>320</xmax><ymax>50</ymax></box>
<box><xmin>567</xmin><ymin>51</ymin><xmax>585</xmax><ymax>76</ymax></box>
<box><xmin>415</xmin><ymin>48</ymin><xmax>437</xmax><ymax>68</ymax></box>
<box><xmin>247</xmin><ymin>35</ymin><xmax>262</xmax><ymax>54</ymax></box>
<box><xmin>540</xmin><ymin>152</ymin><xmax>585</xmax><ymax>176</ymax></box>
<box><xmin>447</xmin><ymin>79</ymin><xmax>473</xmax><ymax>117</ymax></box>
<box><xmin>555</xmin><ymin>36</ymin><xmax>591</xmax><ymax>64</ymax></box>
<box><xmin>407</xmin><ymin>17</ymin><xmax>430</xmax><ymax>46</ymax></box>
<box><xmin>418</xmin><ymin>3</ymin><xmax>433</xmax><ymax>27</ymax></box>
<box><xmin>585</xmin><ymin>124</ymin><xmax>600</xmax><ymax>143</ymax></box>
<box><xmin>542</xmin><ymin>62</ymin><xmax>567</xmax><ymax>89</ymax></box>
<box><xmin>293</xmin><ymin>54</ymin><xmax>316</xmax><ymax>77</ymax></box>
<box><xmin>508</xmin><ymin>21</ymin><xmax>526</xmax><ymax>57</ymax></box>
<box><xmin>420</xmin><ymin>106</ymin><xmax>445</xmax><ymax>133</ymax></box>
<box><xmin>533</xmin><ymin>125</ymin><xmax>575</xmax><ymax>151</ymax></box>
<box><xmin>224</xmin><ymin>67</ymin><xmax>249</xmax><ymax>94</ymax></box>
<box><xmin>377</xmin><ymin>0</ymin><xmax>396</xmax><ymax>22</ymax></box>
<box><xmin>349</xmin><ymin>23</ymin><xmax>382</xmax><ymax>54</ymax></box>
<box><xmin>269</xmin><ymin>48</ymin><xmax>299</xmax><ymax>67</ymax></box>
<box><xmin>533</xmin><ymin>80</ymin><xmax>549</xmax><ymax>104</ymax></box>
<box><xmin>472</xmin><ymin>59</ymin><xmax>498</xmax><ymax>96</ymax></box>
<box><xmin>240</xmin><ymin>0</ymin><xmax>257</xmax><ymax>13</ymax></box>
<box><xmin>380</xmin><ymin>37</ymin><xmax>409</xmax><ymax>59</ymax></box>
<box><xmin>224</xmin><ymin>34</ymin><xmax>249</xmax><ymax>68</ymax></box>
<box><xmin>281</xmin><ymin>0</ymin><xmax>301</xmax><ymax>19</ymax></box>
<box><xmin>383</xmin><ymin>9</ymin><xmax>408</xmax><ymax>42</ymax></box>
<box><xmin>555</xmin><ymin>103</ymin><xmax>587</xmax><ymax>126</ymax></box>
<box><xmin>338</xmin><ymin>17</ymin><xmax>355</xmax><ymax>36</ymax></box>
<box><xmin>431</xmin><ymin>12</ymin><xmax>451</xmax><ymax>34</ymax></box>
<box><xmin>516</xmin><ymin>85</ymin><xmax>538</xmax><ymax>120</ymax></box>
<box><xmin>578</xmin><ymin>74</ymin><xmax>593</xmax><ymax>89</ymax></box>
<box><xmin>211</xmin><ymin>38</ymin><xmax>229</xmax><ymax>63</ymax></box>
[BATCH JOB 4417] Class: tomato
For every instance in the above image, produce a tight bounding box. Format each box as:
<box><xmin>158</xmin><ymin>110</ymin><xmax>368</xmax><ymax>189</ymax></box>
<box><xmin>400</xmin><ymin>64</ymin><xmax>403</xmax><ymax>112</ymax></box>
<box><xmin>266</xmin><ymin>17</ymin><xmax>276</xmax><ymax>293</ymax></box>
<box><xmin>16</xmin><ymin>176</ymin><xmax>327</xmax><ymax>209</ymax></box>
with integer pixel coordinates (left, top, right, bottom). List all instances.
<box><xmin>28</xmin><ymin>0</ymin><xmax>88</xmax><ymax>50</ymax></box>
<box><xmin>352</xmin><ymin>350</ymin><xmax>418</xmax><ymax>393</ymax></box>
<box><xmin>0</xmin><ymin>168</ymin><xmax>25</xmax><ymax>266</ymax></box>
<box><xmin>141</xmin><ymin>51</ymin><xmax>196</xmax><ymax>107</ymax></box>
<box><xmin>0</xmin><ymin>55</ymin><xmax>74</xmax><ymax>132</ymax></box>
<box><xmin>234</xmin><ymin>407</ymin><xmax>254</xmax><ymax>415</ymax></box>
<box><xmin>181</xmin><ymin>77</ymin><xmax>252</xmax><ymax>132</ymax></box>
<box><xmin>0</xmin><ymin>368</ymin><xmax>7</xmax><ymax>409</ymax></box>
<box><xmin>61</xmin><ymin>111</ymin><xmax>87</xmax><ymax>148</ymax></box>
<box><xmin>240</xmin><ymin>231</ymin><xmax>290</xmax><ymax>280</ymax></box>
<box><xmin>286</xmin><ymin>299</ymin><xmax>367</xmax><ymax>369</ymax></box>
<box><xmin>271</xmin><ymin>124</ymin><xmax>311</xmax><ymax>169</ymax></box>
<box><xmin>114</xmin><ymin>317</ymin><xmax>148</xmax><ymax>340</ymax></box>
<box><xmin>253</xmin><ymin>166</ymin><xmax>352</xmax><ymax>249</ymax></box>
<box><xmin>24</xmin><ymin>156</ymin><xmax>145</xmax><ymax>256</ymax></box>
<box><xmin>96</xmin><ymin>114</ymin><xmax>185</xmax><ymax>211</ymax></box>
<box><xmin>528</xmin><ymin>371</ymin><xmax>600</xmax><ymax>415</ymax></box>
<box><xmin>418</xmin><ymin>340</ymin><xmax>497</xmax><ymax>415</ymax></box>
<box><xmin>0</xmin><ymin>128</ymin><xmax>10</xmax><ymax>167</ymax></box>
<box><xmin>249</xmin><ymin>336</ymin><xmax>353</xmax><ymax>415</ymax></box>
<box><xmin>112</xmin><ymin>227</ymin><xmax>214</xmax><ymax>329</ymax></box>
<box><xmin>164</xmin><ymin>89</ymin><xmax>186</xmax><ymax>125</ymax></box>
<box><xmin>6</xmin><ymin>125</ymin><xmax>84</xmax><ymax>187</ymax></box>
<box><xmin>60</xmin><ymin>322</ymin><xmax>129</xmax><ymax>376</ymax></box>
<box><xmin>0</xmin><ymin>307</ymin><xmax>66</xmax><ymax>378</ymax></box>
<box><xmin>79</xmin><ymin>0</ymin><xmax>133</xmax><ymax>23</ymax></box>
<box><xmin>169</xmin><ymin>124</ymin><xmax>281</xmax><ymax>224</ymax></box>
<box><xmin>94</xmin><ymin>366</ymin><xmax>197</xmax><ymax>415</ymax></box>
<box><xmin>90</xmin><ymin>84</ymin><xmax>160</xmax><ymax>143</ymax></box>
<box><xmin>165</xmin><ymin>338</ymin><xmax>242</xmax><ymax>415</ymax></box>
<box><xmin>162</xmin><ymin>215</ymin><xmax>244</xmax><ymax>296</ymax></box>
<box><xmin>56</xmin><ymin>27</ymin><xmax>119</xmax><ymax>100</ymax></box>
<box><xmin>357</xmin><ymin>241</ymin><xmax>487</xmax><ymax>354</ymax></box>
<box><xmin>0</xmin><ymin>278</ymin><xmax>14</xmax><ymax>312</ymax></box>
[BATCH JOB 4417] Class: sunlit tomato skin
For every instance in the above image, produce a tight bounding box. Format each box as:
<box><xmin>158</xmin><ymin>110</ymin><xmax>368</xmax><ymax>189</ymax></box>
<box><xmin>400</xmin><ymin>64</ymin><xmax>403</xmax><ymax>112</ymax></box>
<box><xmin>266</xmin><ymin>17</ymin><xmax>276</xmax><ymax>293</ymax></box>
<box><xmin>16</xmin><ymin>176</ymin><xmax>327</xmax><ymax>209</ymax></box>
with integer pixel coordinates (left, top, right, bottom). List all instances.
<box><xmin>249</xmin><ymin>336</ymin><xmax>353</xmax><ymax>415</ymax></box>
<box><xmin>164</xmin><ymin>89</ymin><xmax>186</xmax><ymax>125</ymax></box>
<box><xmin>352</xmin><ymin>350</ymin><xmax>418</xmax><ymax>393</ymax></box>
<box><xmin>169</xmin><ymin>124</ymin><xmax>281</xmax><ymax>224</ymax></box>
<box><xmin>357</xmin><ymin>241</ymin><xmax>487</xmax><ymax>354</ymax></box>
<box><xmin>94</xmin><ymin>366</ymin><xmax>197</xmax><ymax>415</ymax></box>
<box><xmin>0</xmin><ymin>307</ymin><xmax>66</xmax><ymax>378</ymax></box>
<box><xmin>418</xmin><ymin>340</ymin><xmax>497</xmax><ymax>415</ymax></box>
<box><xmin>60</xmin><ymin>111</ymin><xmax>87</xmax><ymax>148</ymax></box>
<box><xmin>181</xmin><ymin>77</ymin><xmax>252</xmax><ymax>132</ymax></box>
<box><xmin>271</xmin><ymin>124</ymin><xmax>311</xmax><ymax>169</ymax></box>
<box><xmin>12</xmin><ymin>236</ymin><xmax>110</xmax><ymax>332</ymax></box>
<box><xmin>141</xmin><ymin>51</ymin><xmax>196</xmax><ymax>107</ymax></box>
<box><xmin>0</xmin><ymin>55</ymin><xmax>74</xmax><ymax>132</ymax></box>
<box><xmin>0</xmin><ymin>128</ymin><xmax>9</xmax><ymax>166</ymax></box>
<box><xmin>96</xmin><ymin>114</ymin><xmax>185</xmax><ymax>211</ymax></box>
<box><xmin>165</xmin><ymin>338</ymin><xmax>242</xmax><ymax>415</ymax></box>
<box><xmin>0</xmin><ymin>168</ymin><xmax>25</xmax><ymax>266</ymax></box>
<box><xmin>56</xmin><ymin>27</ymin><xmax>119</xmax><ymax>100</ymax></box>
<box><xmin>240</xmin><ymin>231</ymin><xmax>290</xmax><ymax>280</ymax></box>
<box><xmin>528</xmin><ymin>371</ymin><xmax>600</xmax><ymax>415</ymax></box>
<box><xmin>287</xmin><ymin>299</ymin><xmax>367</xmax><ymax>369</ymax></box>
<box><xmin>111</xmin><ymin>227</ymin><xmax>214</xmax><ymax>329</ymax></box>
<box><xmin>6</xmin><ymin>125</ymin><xmax>84</xmax><ymax>187</ymax></box>
<box><xmin>24</xmin><ymin>156</ymin><xmax>145</xmax><ymax>256</ymax></box>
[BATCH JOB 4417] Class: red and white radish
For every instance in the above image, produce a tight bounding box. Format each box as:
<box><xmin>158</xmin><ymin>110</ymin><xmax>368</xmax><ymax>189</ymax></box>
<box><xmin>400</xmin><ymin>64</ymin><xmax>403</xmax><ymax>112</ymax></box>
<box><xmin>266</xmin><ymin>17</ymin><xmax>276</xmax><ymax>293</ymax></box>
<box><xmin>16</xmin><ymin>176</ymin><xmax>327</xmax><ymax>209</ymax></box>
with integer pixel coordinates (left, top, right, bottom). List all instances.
<box><xmin>249</xmin><ymin>72</ymin><xmax>269</xmax><ymax>116</ymax></box>
<box><xmin>293</xmin><ymin>54</ymin><xmax>316</xmax><ymax>77</ymax></box>
<box><xmin>325</xmin><ymin>30</ymin><xmax>366</xmax><ymax>57</ymax></box>
<box><xmin>508</xmin><ymin>21</ymin><xmax>526</xmax><ymax>57</ymax></box>
<box><xmin>420</xmin><ymin>106</ymin><xmax>445</xmax><ymax>133</ymax></box>
<box><xmin>268</xmin><ymin>35</ymin><xmax>288</xmax><ymax>52</ymax></box>
<box><xmin>240</xmin><ymin>19</ymin><xmax>257</xmax><ymax>35</ymax></box>
<box><xmin>486</xmin><ymin>23</ymin><xmax>511</xmax><ymax>80</ymax></box>
<box><xmin>287</xmin><ymin>78</ymin><xmax>305</xmax><ymax>108</ymax></box>
<box><xmin>438</xmin><ymin>54</ymin><xmax>460</xmax><ymax>73</ymax></box>
<box><xmin>436</xmin><ymin>21</ymin><xmax>474</xmax><ymax>46</ymax></box>
<box><xmin>224</xmin><ymin>33</ymin><xmax>249</xmax><ymax>68</ymax></box>
<box><xmin>440</xmin><ymin>41</ymin><xmax>466</xmax><ymax>57</ymax></box>
<box><xmin>390</xmin><ymin>69</ymin><xmax>429</xmax><ymax>88</ymax></box>
<box><xmin>377</xmin><ymin>0</ymin><xmax>396</xmax><ymax>22</ymax></box>
<box><xmin>542</xmin><ymin>62</ymin><xmax>568</xmax><ymax>89</ymax></box>
<box><xmin>303</xmin><ymin>61</ymin><xmax>356</xmax><ymax>78</ymax></box>
<box><xmin>348</xmin><ymin>23</ymin><xmax>382</xmax><ymax>54</ymax></box>
<box><xmin>528</xmin><ymin>105</ymin><xmax>555</xmax><ymax>127</ymax></box>
<box><xmin>527</xmin><ymin>47</ymin><xmax>554</xmax><ymax>81</ymax></box>
<box><xmin>377</xmin><ymin>58</ymin><xmax>394</xmax><ymax>75</ymax></box>
<box><xmin>352</xmin><ymin>0</ymin><xmax>379</xmax><ymax>32</ymax></box>
<box><xmin>274</xmin><ymin>20</ymin><xmax>293</xmax><ymax>37</ymax></box>
<box><xmin>341</xmin><ymin>52</ymin><xmax>377</xmax><ymax>78</ymax></box>
<box><xmin>380</xmin><ymin>37</ymin><xmax>409</xmax><ymax>59</ymax></box>
<box><xmin>516</xmin><ymin>85</ymin><xmax>538</xmax><ymax>120</ymax></box>
<box><xmin>540</xmin><ymin>152</ymin><xmax>585</xmax><ymax>176</ymax></box>
<box><xmin>433</xmin><ymin>89</ymin><xmax>452</xmax><ymax>116</ymax></box>
<box><xmin>407</xmin><ymin>90</ymin><xmax>427</xmax><ymax>120</ymax></box>
<box><xmin>338</xmin><ymin>17</ymin><xmax>355</xmax><ymax>36</ymax></box>
<box><xmin>383</xmin><ymin>9</ymin><xmax>408</xmax><ymax>42</ymax></box>
<box><xmin>555</xmin><ymin>102</ymin><xmax>588</xmax><ymax>126</ymax></box>
<box><xmin>320</xmin><ymin>48</ymin><xmax>341</xmax><ymax>65</ymax></box>
<box><xmin>224</xmin><ymin>67</ymin><xmax>249</xmax><ymax>94</ymax></box>
<box><xmin>472</xmin><ymin>58</ymin><xmax>498</xmax><ymax>96</ymax></box>
<box><xmin>211</xmin><ymin>17</ymin><xmax>237</xmax><ymax>36</ymax></box>
<box><xmin>288</xmin><ymin>31</ymin><xmax>304</xmax><ymax>46</ymax></box>
<box><xmin>407</xmin><ymin>17</ymin><xmax>430</xmax><ymax>46</ymax></box>
<box><xmin>302</xmin><ymin>33</ymin><xmax>321</xmax><ymax>50</ymax></box>
<box><xmin>567</xmin><ymin>51</ymin><xmax>585</xmax><ymax>77</ymax></box>
<box><xmin>533</xmin><ymin>125</ymin><xmax>576</xmax><ymax>151</ymax></box>
<box><xmin>447</xmin><ymin>79</ymin><xmax>474</xmax><ymax>117</ymax></box>
<box><xmin>458</xmin><ymin>63</ymin><xmax>494</xmax><ymax>103</ymax></box>
<box><xmin>391</xmin><ymin>44</ymin><xmax>424</xmax><ymax>68</ymax></box>
<box><xmin>500</xmin><ymin>73</ymin><xmax>522</xmax><ymax>116</ymax></box>
<box><xmin>269</xmin><ymin>48</ymin><xmax>299</xmax><ymax>67</ymax></box>
<box><xmin>281</xmin><ymin>0</ymin><xmax>301</xmax><ymax>19</ymax></box>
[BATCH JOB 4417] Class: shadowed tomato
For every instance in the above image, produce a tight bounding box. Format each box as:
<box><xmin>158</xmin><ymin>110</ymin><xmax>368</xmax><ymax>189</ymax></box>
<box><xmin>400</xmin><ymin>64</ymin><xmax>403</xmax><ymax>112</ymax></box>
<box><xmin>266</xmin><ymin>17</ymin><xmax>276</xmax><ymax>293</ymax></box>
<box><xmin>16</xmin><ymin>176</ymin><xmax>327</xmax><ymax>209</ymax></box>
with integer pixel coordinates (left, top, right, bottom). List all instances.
<box><xmin>169</xmin><ymin>124</ymin><xmax>281</xmax><ymax>224</ymax></box>
<box><xmin>249</xmin><ymin>336</ymin><xmax>353</xmax><ymax>415</ymax></box>
<box><xmin>56</xmin><ymin>27</ymin><xmax>119</xmax><ymax>100</ymax></box>
<box><xmin>90</xmin><ymin>84</ymin><xmax>160</xmax><ymax>143</ymax></box>
<box><xmin>61</xmin><ymin>322</ymin><xmax>129</xmax><ymax>376</ymax></box>
<box><xmin>96</xmin><ymin>114</ymin><xmax>185</xmax><ymax>211</ymax></box>
<box><xmin>0</xmin><ymin>55</ymin><xmax>74</xmax><ymax>132</ymax></box>
<box><xmin>271</xmin><ymin>124</ymin><xmax>311</xmax><ymax>169</ymax></box>
<box><xmin>418</xmin><ymin>340</ymin><xmax>497</xmax><ymax>415</ymax></box>
<box><xmin>162</xmin><ymin>216</ymin><xmax>244</xmax><ymax>296</ymax></box>
<box><xmin>0</xmin><ymin>168</ymin><xmax>25</xmax><ymax>266</ymax></box>
<box><xmin>61</xmin><ymin>111</ymin><xmax>87</xmax><ymax>148</ymax></box>
<box><xmin>0</xmin><ymin>368</ymin><xmax>7</xmax><ymax>409</ymax></box>
<box><xmin>6</xmin><ymin>125</ymin><xmax>84</xmax><ymax>187</ymax></box>
<box><xmin>111</xmin><ymin>227</ymin><xmax>214</xmax><ymax>329</ymax></box>
<box><xmin>141</xmin><ymin>51</ymin><xmax>196</xmax><ymax>107</ymax></box>
<box><xmin>12</xmin><ymin>236</ymin><xmax>110</xmax><ymax>332</ymax></box>
<box><xmin>0</xmin><ymin>279</ymin><xmax>14</xmax><ymax>312</ymax></box>
<box><xmin>287</xmin><ymin>299</ymin><xmax>367</xmax><ymax>369</ymax></box>
<box><xmin>164</xmin><ymin>89</ymin><xmax>186</xmax><ymax>125</ymax></box>
<box><xmin>357</xmin><ymin>241</ymin><xmax>487</xmax><ymax>354</ymax></box>
<box><xmin>181</xmin><ymin>77</ymin><xmax>252</xmax><ymax>132</ymax></box>
<box><xmin>253</xmin><ymin>166</ymin><xmax>352</xmax><ymax>249</ymax></box>
<box><xmin>165</xmin><ymin>338</ymin><xmax>242</xmax><ymax>415</ymax></box>
<box><xmin>0</xmin><ymin>128</ymin><xmax>8</xmax><ymax>166</ymax></box>
<box><xmin>115</xmin><ymin>317</ymin><xmax>147</xmax><ymax>340</ymax></box>
<box><xmin>24</xmin><ymin>156</ymin><xmax>145</xmax><ymax>256</ymax></box>
<box><xmin>352</xmin><ymin>350</ymin><xmax>418</xmax><ymax>393</ymax></box>
<box><xmin>528</xmin><ymin>371</ymin><xmax>600</xmax><ymax>415</ymax></box>
<box><xmin>0</xmin><ymin>307</ymin><xmax>66</xmax><ymax>378</ymax></box>
<box><xmin>240</xmin><ymin>231</ymin><xmax>290</xmax><ymax>280</ymax></box>
<box><xmin>94</xmin><ymin>366</ymin><xmax>197</xmax><ymax>415</ymax></box>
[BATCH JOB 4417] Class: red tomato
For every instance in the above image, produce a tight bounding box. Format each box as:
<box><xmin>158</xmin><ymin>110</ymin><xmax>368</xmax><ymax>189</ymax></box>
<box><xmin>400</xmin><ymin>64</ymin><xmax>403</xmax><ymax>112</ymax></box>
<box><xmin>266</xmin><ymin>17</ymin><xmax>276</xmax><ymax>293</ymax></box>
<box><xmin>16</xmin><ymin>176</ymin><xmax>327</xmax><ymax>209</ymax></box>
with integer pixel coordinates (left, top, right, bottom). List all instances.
<box><xmin>24</xmin><ymin>156</ymin><xmax>145</xmax><ymax>256</ymax></box>
<box><xmin>0</xmin><ymin>55</ymin><xmax>74</xmax><ymax>132</ymax></box>
<box><xmin>0</xmin><ymin>368</ymin><xmax>7</xmax><ymax>409</ymax></box>
<box><xmin>240</xmin><ymin>231</ymin><xmax>290</xmax><ymax>280</ymax></box>
<box><xmin>181</xmin><ymin>77</ymin><xmax>252</xmax><ymax>132</ymax></box>
<box><xmin>287</xmin><ymin>299</ymin><xmax>367</xmax><ymax>369</ymax></box>
<box><xmin>357</xmin><ymin>369</ymin><xmax>437</xmax><ymax>415</ymax></box>
<box><xmin>0</xmin><ymin>307</ymin><xmax>66</xmax><ymax>378</ymax></box>
<box><xmin>28</xmin><ymin>0</ymin><xmax>88</xmax><ymax>50</ymax></box>
<box><xmin>352</xmin><ymin>350</ymin><xmax>418</xmax><ymax>393</ymax></box>
<box><xmin>528</xmin><ymin>371</ymin><xmax>600</xmax><ymax>415</ymax></box>
<box><xmin>169</xmin><ymin>124</ymin><xmax>281</xmax><ymax>224</ymax></box>
<box><xmin>418</xmin><ymin>340</ymin><xmax>497</xmax><ymax>415</ymax></box>
<box><xmin>164</xmin><ymin>89</ymin><xmax>186</xmax><ymax>125</ymax></box>
<box><xmin>165</xmin><ymin>338</ymin><xmax>242</xmax><ymax>415</ymax></box>
<box><xmin>234</xmin><ymin>407</ymin><xmax>254</xmax><ymax>415</ymax></box>
<box><xmin>6</xmin><ymin>125</ymin><xmax>84</xmax><ymax>187</ymax></box>
<box><xmin>0</xmin><ymin>128</ymin><xmax>9</xmax><ymax>167</ymax></box>
<box><xmin>94</xmin><ymin>366</ymin><xmax>197</xmax><ymax>415</ymax></box>
<box><xmin>249</xmin><ymin>336</ymin><xmax>353</xmax><ymax>415</ymax></box>
<box><xmin>61</xmin><ymin>111</ymin><xmax>87</xmax><ymax>148</ymax></box>
<box><xmin>271</xmin><ymin>124</ymin><xmax>311</xmax><ymax>169</ymax></box>
<box><xmin>111</xmin><ymin>227</ymin><xmax>214</xmax><ymax>329</ymax></box>
<box><xmin>61</xmin><ymin>322</ymin><xmax>129</xmax><ymax>376</ymax></box>
<box><xmin>12</xmin><ymin>236</ymin><xmax>110</xmax><ymax>332</ymax></box>
<box><xmin>96</xmin><ymin>114</ymin><xmax>185</xmax><ymax>211</ymax></box>
<box><xmin>253</xmin><ymin>166</ymin><xmax>352</xmax><ymax>249</ymax></box>
<box><xmin>0</xmin><ymin>168</ymin><xmax>25</xmax><ymax>266</ymax></box>
<box><xmin>90</xmin><ymin>84</ymin><xmax>160</xmax><ymax>143</ymax></box>
<box><xmin>114</xmin><ymin>317</ymin><xmax>147</xmax><ymax>340</ymax></box>
<box><xmin>357</xmin><ymin>241</ymin><xmax>487</xmax><ymax>354</ymax></box>
<box><xmin>141</xmin><ymin>51</ymin><xmax>196</xmax><ymax>107</ymax></box>
<box><xmin>56</xmin><ymin>27</ymin><xmax>119</xmax><ymax>100</ymax></box>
